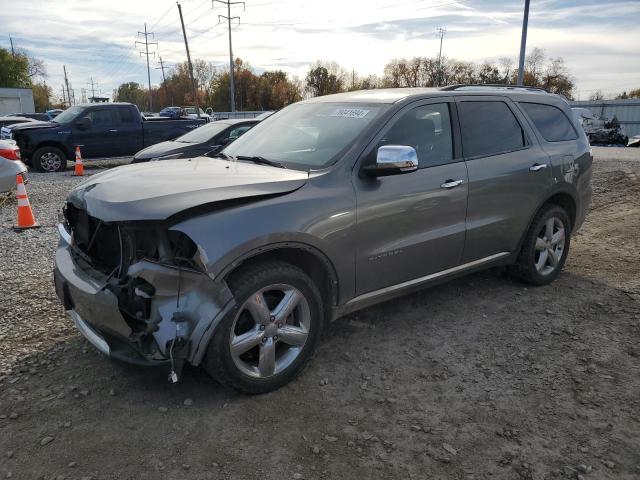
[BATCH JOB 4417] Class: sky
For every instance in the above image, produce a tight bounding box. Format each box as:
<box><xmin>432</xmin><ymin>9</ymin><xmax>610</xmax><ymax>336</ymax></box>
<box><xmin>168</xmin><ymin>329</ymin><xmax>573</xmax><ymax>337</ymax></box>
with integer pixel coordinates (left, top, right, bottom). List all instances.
<box><xmin>1</xmin><ymin>0</ymin><xmax>639</xmax><ymax>103</ymax></box>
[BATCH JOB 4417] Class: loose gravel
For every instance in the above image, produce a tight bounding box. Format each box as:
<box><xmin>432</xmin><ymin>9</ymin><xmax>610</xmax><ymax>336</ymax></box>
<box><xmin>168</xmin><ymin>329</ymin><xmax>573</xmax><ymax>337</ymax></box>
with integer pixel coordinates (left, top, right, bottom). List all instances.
<box><xmin>0</xmin><ymin>149</ymin><xmax>639</xmax><ymax>479</ymax></box>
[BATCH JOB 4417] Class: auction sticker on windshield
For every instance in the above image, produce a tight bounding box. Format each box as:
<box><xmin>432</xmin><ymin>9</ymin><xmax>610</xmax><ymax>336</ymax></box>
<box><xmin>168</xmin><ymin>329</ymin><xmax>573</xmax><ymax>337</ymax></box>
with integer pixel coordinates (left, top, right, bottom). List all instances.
<box><xmin>329</xmin><ymin>108</ymin><xmax>370</xmax><ymax>118</ymax></box>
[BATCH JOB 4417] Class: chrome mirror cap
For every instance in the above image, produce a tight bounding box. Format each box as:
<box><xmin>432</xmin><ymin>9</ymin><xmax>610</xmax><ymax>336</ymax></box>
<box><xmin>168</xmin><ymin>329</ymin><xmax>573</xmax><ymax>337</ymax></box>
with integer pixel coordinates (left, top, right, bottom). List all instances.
<box><xmin>365</xmin><ymin>145</ymin><xmax>419</xmax><ymax>177</ymax></box>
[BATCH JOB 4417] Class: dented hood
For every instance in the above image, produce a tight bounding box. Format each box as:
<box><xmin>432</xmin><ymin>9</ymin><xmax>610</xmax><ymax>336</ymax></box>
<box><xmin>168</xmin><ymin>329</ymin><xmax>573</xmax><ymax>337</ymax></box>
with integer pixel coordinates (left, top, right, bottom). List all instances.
<box><xmin>67</xmin><ymin>157</ymin><xmax>308</xmax><ymax>221</ymax></box>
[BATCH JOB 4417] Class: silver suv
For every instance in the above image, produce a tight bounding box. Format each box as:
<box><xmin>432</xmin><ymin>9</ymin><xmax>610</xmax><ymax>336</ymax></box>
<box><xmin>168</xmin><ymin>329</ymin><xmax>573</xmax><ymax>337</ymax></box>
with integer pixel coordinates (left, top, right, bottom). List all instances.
<box><xmin>54</xmin><ymin>86</ymin><xmax>592</xmax><ymax>393</ymax></box>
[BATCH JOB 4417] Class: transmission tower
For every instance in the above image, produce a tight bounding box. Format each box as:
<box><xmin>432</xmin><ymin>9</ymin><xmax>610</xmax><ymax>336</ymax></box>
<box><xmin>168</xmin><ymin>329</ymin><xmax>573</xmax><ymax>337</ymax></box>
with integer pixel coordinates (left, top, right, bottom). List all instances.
<box><xmin>213</xmin><ymin>0</ymin><xmax>245</xmax><ymax>112</ymax></box>
<box><xmin>135</xmin><ymin>23</ymin><xmax>158</xmax><ymax>111</ymax></box>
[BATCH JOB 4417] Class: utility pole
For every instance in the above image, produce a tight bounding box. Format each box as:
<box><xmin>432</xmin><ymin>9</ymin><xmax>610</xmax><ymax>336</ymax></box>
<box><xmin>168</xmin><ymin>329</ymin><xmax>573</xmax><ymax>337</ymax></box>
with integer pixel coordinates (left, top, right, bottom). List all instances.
<box><xmin>435</xmin><ymin>26</ymin><xmax>446</xmax><ymax>87</ymax></box>
<box><xmin>87</xmin><ymin>77</ymin><xmax>99</xmax><ymax>100</ymax></box>
<box><xmin>177</xmin><ymin>3</ymin><xmax>201</xmax><ymax>117</ymax></box>
<box><xmin>517</xmin><ymin>0</ymin><xmax>530</xmax><ymax>86</ymax></box>
<box><xmin>155</xmin><ymin>56</ymin><xmax>171</xmax><ymax>108</ymax></box>
<box><xmin>61</xmin><ymin>85</ymin><xmax>67</xmax><ymax>108</ymax></box>
<box><xmin>63</xmin><ymin>66</ymin><xmax>72</xmax><ymax>106</ymax></box>
<box><xmin>9</xmin><ymin>36</ymin><xmax>15</xmax><ymax>56</ymax></box>
<box><xmin>136</xmin><ymin>23</ymin><xmax>157</xmax><ymax>111</ymax></box>
<box><xmin>81</xmin><ymin>88</ymin><xmax>87</xmax><ymax>104</ymax></box>
<box><xmin>214</xmin><ymin>0</ymin><xmax>245</xmax><ymax>112</ymax></box>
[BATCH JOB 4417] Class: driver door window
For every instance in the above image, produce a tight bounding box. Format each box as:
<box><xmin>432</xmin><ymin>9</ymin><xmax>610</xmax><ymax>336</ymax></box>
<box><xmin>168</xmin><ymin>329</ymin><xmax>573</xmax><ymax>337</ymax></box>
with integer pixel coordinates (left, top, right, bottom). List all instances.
<box><xmin>380</xmin><ymin>103</ymin><xmax>454</xmax><ymax>168</ymax></box>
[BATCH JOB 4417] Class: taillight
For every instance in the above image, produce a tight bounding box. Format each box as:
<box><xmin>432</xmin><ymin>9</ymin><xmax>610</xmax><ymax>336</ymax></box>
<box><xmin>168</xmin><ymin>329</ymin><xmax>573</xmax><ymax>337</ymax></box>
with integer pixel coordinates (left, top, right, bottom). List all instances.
<box><xmin>0</xmin><ymin>147</ymin><xmax>20</xmax><ymax>160</ymax></box>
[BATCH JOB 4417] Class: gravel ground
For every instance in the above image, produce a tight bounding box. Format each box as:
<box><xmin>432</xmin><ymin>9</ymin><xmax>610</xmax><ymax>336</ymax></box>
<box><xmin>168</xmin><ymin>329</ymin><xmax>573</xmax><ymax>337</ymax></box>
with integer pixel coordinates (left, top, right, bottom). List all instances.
<box><xmin>0</xmin><ymin>149</ymin><xmax>639</xmax><ymax>480</ymax></box>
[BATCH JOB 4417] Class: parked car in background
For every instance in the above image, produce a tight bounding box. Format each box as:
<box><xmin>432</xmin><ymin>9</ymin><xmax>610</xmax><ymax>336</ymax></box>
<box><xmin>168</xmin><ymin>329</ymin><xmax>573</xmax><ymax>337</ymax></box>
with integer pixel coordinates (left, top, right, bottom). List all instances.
<box><xmin>182</xmin><ymin>106</ymin><xmax>211</xmax><ymax>120</ymax></box>
<box><xmin>159</xmin><ymin>106</ymin><xmax>182</xmax><ymax>119</ymax></box>
<box><xmin>0</xmin><ymin>140</ymin><xmax>27</xmax><ymax>194</ymax></box>
<box><xmin>0</xmin><ymin>116</ymin><xmax>37</xmax><ymax>129</ymax></box>
<box><xmin>4</xmin><ymin>103</ymin><xmax>207</xmax><ymax>172</ymax></box>
<box><xmin>132</xmin><ymin>118</ymin><xmax>258</xmax><ymax>163</ymax></box>
<box><xmin>572</xmin><ymin>107</ymin><xmax>628</xmax><ymax>145</ymax></box>
<box><xmin>54</xmin><ymin>86</ymin><xmax>592</xmax><ymax>394</ymax></box>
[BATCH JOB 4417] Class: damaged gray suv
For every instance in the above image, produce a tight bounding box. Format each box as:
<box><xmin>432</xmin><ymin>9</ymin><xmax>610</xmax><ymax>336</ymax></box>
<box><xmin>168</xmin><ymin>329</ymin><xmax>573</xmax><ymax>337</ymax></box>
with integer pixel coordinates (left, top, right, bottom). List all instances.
<box><xmin>54</xmin><ymin>86</ymin><xmax>592</xmax><ymax>393</ymax></box>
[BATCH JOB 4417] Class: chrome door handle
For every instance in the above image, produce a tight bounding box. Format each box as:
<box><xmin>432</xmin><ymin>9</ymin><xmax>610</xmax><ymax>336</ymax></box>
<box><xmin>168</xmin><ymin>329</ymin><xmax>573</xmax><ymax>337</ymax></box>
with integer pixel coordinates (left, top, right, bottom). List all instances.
<box><xmin>440</xmin><ymin>179</ymin><xmax>464</xmax><ymax>189</ymax></box>
<box><xmin>109</xmin><ymin>129</ymin><xmax>119</xmax><ymax>132</ymax></box>
<box><xmin>529</xmin><ymin>163</ymin><xmax>547</xmax><ymax>172</ymax></box>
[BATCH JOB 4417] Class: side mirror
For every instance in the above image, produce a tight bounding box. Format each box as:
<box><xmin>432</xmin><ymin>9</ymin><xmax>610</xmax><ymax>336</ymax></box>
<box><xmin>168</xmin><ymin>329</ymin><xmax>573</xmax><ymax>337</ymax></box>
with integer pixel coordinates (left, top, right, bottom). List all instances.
<box><xmin>75</xmin><ymin>116</ymin><xmax>92</xmax><ymax>130</ymax></box>
<box><xmin>363</xmin><ymin>145</ymin><xmax>419</xmax><ymax>177</ymax></box>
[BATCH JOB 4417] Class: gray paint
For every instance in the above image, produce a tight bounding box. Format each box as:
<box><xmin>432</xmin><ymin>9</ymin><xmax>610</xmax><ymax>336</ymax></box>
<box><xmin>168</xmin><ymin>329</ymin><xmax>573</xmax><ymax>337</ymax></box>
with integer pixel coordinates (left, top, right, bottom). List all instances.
<box><xmin>54</xmin><ymin>87</ymin><xmax>592</xmax><ymax>369</ymax></box>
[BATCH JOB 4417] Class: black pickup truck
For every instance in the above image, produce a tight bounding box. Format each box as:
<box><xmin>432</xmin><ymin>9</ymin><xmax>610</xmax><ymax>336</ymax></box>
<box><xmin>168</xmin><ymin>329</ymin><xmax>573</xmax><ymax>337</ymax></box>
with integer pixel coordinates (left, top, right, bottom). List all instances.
<box><xmin>1</xmin><ymin>103</ymin><xmax>207</xmax><ymax>172</ymax></box>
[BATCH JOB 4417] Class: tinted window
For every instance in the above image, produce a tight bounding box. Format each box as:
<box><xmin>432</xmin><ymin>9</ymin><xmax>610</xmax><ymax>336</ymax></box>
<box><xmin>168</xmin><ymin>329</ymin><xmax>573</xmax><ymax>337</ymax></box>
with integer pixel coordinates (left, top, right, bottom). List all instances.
<box><xmin>381</xmin><ymin>103</ymin><xmax>453</xmax><ymax>168</ymax></box>
<box><xmin>118</xmin><ymin>107</ymin><xmax>137</xmax><ymax>124</ymax></box>
<box><xmin>87</xmin><ymin>109</ymin><xmax>115</xmax><ymax>127</ymax></box>
<box><xmin>459</xmin><ymin>101</ymin><xmax>526</xmax><ymax>158</ymax></box>
<box><xmin>520</xmin><ymin>102</ymin><xmax>577</xmax><ymax>142</ymax></box>
<box><xmin>174</xmin><ymin>122</ymin><xmax>230</xmax><ymax>143</ymax></box>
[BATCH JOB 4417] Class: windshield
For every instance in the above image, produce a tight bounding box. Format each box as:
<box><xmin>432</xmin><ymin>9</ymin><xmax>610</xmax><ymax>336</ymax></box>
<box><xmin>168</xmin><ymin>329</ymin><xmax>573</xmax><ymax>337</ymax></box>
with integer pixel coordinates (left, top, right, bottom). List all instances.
<box><xmin>223</xmin><ymin>102</ymin><xmax>386</xmax><ymax>170</ymax></box>
<box><xmin>53</xmin><ymin>106</ymin><xmax>85</xmax><ymax>124</ymax></box>
<box><xmin>175</xmin><ymin>122</ymin><xmax>229</xmax><ymax>143</ymax></box>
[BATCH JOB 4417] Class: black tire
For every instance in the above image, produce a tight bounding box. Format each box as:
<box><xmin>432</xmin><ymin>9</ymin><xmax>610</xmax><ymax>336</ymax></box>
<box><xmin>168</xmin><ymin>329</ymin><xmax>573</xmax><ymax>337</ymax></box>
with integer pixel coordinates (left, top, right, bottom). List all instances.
<box><xmin>31</xmin><ymin>146</ymin><xmax>67</xmax><ymax>173</ymax></box>
<box><xmin>509</xmin><ymin>204</ymin><xmax>571</xmax><ymax>286</ymax></box>
<box><xmin>204</xmin><ymin>261</ymin><xmax>324</xmax><ymax>394</ymax></box>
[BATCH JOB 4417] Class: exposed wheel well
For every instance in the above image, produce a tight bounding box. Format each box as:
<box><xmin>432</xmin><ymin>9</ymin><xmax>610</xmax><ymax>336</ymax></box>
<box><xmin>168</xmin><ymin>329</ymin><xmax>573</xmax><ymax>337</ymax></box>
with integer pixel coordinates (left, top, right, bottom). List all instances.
<box><xmin>224</xmin><ymin>247</ymin><xmax>339</xmax><ymax>319</ymax></box>
<box><xmin>544</xmin><ymin>192</ymin><xmax>576</xmax><ymax>229</ymax></box>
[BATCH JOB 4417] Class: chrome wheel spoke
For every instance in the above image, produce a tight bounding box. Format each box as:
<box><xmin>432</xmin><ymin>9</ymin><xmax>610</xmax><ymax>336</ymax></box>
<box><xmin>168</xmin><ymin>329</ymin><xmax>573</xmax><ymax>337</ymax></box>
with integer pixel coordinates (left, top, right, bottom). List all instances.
<box><xmin>258</xmin><ymin>337</ymin><xmax>276</xmax><ymax>376</ymax></box>
<box><xmin>547</xmin><ymin>248</ymin><xmax>559</xmax><ymax>267</ymax></box>
<box><xmin>277</xmin><ymin>325</ymin><xmax>308</xmax><ymax>347</ymax></box>
<box><xmin>544</xmin><ymin>218</ymin><xmax>555</xmax><ymax>241</ymax></box>
<box><xmin>535</xmin><ymin>249</ymin><xmax>548</xmax><ymax>272</ymax></box>
<box><xmin>230</xmin><ymin>328</ymin><xmax>262</xmax><ymax>356</ymax></box>
<box><xmin>535</xmin><ymin>237</ymin><xmax>547</xmax><ymax>251</ymax></box>
<box><xmin>245</xmin><ymin>292</ymin><xmax>270</xmax><ymax>324</ymax></box>
<box><xmin>551</xmin><ymin>228</ymin><xmax>565</xmax><ymax>246</ymax></box>
<box><xmin>272</xmin><ymin>289</ymin><xmax>301</xmax><ymax>323</ymax></box>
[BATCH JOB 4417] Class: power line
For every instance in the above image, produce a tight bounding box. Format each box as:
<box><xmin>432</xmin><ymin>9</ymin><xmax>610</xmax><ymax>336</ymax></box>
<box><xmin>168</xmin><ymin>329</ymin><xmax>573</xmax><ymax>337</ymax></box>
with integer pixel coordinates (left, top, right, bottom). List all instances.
<box><xmin>136</xmin><ymin>23</ymin><xmax>158</xmax><ymax>111</ymax></box>
<box><xmin>214</xmin><ymin>0</ymin><xmax>245</xmax><ymax>112</ymax></box>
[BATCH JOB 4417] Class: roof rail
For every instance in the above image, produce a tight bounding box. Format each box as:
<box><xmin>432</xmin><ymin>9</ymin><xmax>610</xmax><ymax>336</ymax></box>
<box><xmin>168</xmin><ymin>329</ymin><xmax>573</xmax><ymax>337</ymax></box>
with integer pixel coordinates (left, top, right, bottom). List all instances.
<box><xmin>440</xmin><ymin>84</ymin><xmax>550</xmax><ymax>94</ymax></box>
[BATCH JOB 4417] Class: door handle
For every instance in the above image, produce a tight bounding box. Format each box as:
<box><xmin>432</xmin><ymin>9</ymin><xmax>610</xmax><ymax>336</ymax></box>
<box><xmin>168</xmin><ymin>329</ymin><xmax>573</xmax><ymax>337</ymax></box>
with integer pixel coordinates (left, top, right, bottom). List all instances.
<box><xmin>440</xmin><ymin>179</ymin><xmax>464</xmax><ymax>189</ymax></box>
<box><xmin>109</xmin><ymin>129</ymin><xmax>119</xmax><ymax>133</ymax></box>
<box><xmin>529</xmin><ymin>163</ymin><xmax>547</xmax><ymax>172</ymax></box>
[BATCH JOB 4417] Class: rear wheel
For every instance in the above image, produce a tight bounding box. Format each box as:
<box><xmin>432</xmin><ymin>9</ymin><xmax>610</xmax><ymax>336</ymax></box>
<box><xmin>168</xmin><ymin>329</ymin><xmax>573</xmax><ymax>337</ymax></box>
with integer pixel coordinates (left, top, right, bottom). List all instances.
<box><xmin>510</xmin><ymin>204</ymin><xmax>571</xmax><ymax>285</ymax></box>
<box><xmin>31</xmin><ymin>146</ymin><xmax>67</xmax><ymax>173</ymax></box>
<box><xmin>205</xmin><ymin>261</ymin><xmax>323</xmax><ymax>394</ymax></box>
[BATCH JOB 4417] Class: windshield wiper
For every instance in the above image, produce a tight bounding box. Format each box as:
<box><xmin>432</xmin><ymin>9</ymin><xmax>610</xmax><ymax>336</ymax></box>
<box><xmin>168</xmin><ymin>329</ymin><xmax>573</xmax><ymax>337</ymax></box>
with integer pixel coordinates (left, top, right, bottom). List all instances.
<box><xmin>235</xmin><ymin>155</ymin><xmax>287</xmax><ymax>169</ymax></box>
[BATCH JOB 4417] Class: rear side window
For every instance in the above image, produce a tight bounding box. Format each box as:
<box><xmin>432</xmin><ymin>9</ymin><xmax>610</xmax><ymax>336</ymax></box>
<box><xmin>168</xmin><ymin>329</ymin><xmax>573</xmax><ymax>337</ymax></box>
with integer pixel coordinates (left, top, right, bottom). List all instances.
<box><xmin>520</xmin><ymin>102</ymin><xmax>577</xmax><ymax>142</ymax></box>
<box><xmin>118</xmin><ymin>107</ymin><xmax>137</xmax><ymax>124</ymax></box>
<box><xmin>459</xmin><ymin>101</ymin><xmax>526</xmax><ymax>158</ymax></box>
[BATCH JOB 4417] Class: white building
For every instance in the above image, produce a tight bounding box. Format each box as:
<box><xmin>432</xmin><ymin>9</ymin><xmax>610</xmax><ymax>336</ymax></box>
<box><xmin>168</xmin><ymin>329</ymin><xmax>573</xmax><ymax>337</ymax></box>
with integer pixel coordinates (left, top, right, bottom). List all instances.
<box><xmin>0</xmin><ymin>88</ymin><xmax>35</xmax><ymax>115</ymax></box>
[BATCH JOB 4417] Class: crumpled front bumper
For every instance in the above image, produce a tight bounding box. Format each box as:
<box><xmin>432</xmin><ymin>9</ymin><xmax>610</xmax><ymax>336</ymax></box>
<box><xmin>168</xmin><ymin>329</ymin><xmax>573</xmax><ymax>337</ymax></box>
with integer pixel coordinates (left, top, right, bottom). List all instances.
<box><xmin>53</xmin><ymin>223</ymin><xmax>234</xmax><ymax>367</ymax></box>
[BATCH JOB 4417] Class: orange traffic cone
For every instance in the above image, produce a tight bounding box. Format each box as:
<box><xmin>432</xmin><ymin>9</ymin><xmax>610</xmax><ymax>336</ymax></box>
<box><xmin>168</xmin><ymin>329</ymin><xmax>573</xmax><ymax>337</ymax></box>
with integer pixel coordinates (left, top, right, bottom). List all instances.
<box><xmin>73</xmin><ymin>146</ymin><xmax>84</xmax><ymax>176</ymax></box>
<box><xmin>15</xmin><ymin>174</ymin><xmax>39</xmax><ymax>230</ymax></box>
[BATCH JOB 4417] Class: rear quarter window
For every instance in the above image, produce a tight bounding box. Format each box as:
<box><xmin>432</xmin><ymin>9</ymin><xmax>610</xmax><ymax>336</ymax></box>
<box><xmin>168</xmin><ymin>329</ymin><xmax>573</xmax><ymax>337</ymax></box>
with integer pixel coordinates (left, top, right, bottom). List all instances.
<box><xmin>519</xmin><ymin>102</ymin><xmax>577</xmax><ymax>142</ymax></box>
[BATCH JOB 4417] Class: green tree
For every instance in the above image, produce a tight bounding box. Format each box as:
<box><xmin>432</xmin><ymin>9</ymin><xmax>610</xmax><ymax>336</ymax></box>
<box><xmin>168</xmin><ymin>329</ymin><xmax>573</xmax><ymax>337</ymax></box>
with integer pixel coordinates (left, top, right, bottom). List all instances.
<box><xmin>0</xmin><ymin>48</ymin><xmax>31</xmax><ymax>88</ymax></box>
<box><xmin>32</xmin><ymin>83</ymin><xmax>52</xmax><ymax>111</ymax></box>
<box><xmin>113</xmin><ymin>82</ymin><xmax>147</xmax><ymax>110</ymax></box>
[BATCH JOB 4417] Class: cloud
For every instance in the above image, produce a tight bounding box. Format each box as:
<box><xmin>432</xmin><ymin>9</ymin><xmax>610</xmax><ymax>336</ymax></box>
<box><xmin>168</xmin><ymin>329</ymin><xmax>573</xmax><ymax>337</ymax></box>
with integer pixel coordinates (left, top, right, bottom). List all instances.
<box><xmin>2</xmin><ymin>0</ymin><xmax>638</xmax><ymax>103</ymax></box>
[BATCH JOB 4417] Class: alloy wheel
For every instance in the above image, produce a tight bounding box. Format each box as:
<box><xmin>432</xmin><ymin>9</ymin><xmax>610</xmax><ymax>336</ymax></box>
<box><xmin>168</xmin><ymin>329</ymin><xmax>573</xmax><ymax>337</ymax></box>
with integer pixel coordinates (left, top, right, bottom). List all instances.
<box><xmin>534</xmin><ymin>216</ymin><xmax>566</xmax><ymax>276</ymax></box>
<box><xmin>40</xmin><ymin>152</ymin><xmax>62</xmax><ymax>172</ymax></box>
<box><xmin>229</xmin><ymin>283</ymin><xmax>311</xmax><ymax>378</ymax></box>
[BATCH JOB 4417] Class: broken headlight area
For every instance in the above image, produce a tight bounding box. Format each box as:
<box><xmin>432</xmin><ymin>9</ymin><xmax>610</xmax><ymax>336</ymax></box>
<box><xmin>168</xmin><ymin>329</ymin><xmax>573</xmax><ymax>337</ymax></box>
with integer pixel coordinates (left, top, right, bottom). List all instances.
<box><xmin>62</xmin><ymin>204</ymin><xmax>231</xmax><ymax>370</ymax></box>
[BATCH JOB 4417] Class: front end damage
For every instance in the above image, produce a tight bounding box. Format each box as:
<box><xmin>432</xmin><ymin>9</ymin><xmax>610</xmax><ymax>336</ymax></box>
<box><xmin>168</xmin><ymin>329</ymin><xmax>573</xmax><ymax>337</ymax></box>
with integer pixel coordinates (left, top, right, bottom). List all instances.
<box><xmin>53</xmin><ymin>204</ymin><xmax>234</xmax><ymax>380</ymax></box>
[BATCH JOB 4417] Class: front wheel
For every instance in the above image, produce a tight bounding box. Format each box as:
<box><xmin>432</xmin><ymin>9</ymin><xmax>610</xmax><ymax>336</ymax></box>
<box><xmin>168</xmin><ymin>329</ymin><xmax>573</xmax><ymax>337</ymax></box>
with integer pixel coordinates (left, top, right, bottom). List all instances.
<box><xmin>510</xmin><ymin>204</ymin><xmax>571</xmax><ymax>285</ymax></box>
<box><xmin>31</xmin><ymin>146</ymin><xmax>67</xmax><ymax>172</ymax></box>
<box><xmin>204</xmin><ymin>261</ymin><xmax>324</xmax><ymax>394</ymax></box>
